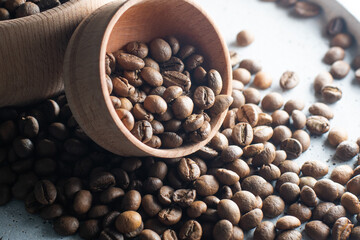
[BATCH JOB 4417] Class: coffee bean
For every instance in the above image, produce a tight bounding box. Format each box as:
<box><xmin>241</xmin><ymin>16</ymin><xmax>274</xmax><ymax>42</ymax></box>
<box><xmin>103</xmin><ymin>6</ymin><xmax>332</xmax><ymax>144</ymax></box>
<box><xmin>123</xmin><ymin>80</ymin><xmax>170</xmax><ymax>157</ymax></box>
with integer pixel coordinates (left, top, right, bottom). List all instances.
<box><xmin>162</xmin><ymin>71</ymin><xmax>191</xmax><ymax>91</ymax></box>
<box><xmin>89</xmin><ymin>172</ymin><xmax>115</xmax><ymax>192</ymax></box>
<box><xmin>347</xmin><ymin>175</ymin><xmax>360</xmax><ymax>196</ymax></box>
<box><xmin>53</xmin><ymin>216</ymin><xmax>79</xmax><ymax>236</ymax></box>
<box><xmin>294</xmin><ymin>1</ymin><xmax>321</xmax><ymax>17</ymax></box>
<box><xmin>99</xmin><ymin>229</ymin><xmax>124</xmax><ymax>240</ymax></box>
<box><xmin>220</xmin><ymin>145</ymin><xmax>243</xmax><ymax>163</ymax></box>
<box><xmin>125</xmin><ymin>41</ymin><xmax>148</xmax><ymax>59</ymax></box>
<box><xmin>258</xmin><ymin>164</ymin><xmax>281</xmax><ymax>182</ymax></box>
<box><xmin>272</xmin><ymin>150</ymin><xmax>287</xmax><ymax>166</ymax></box>
<box><xmin>323</xmin><ymin>205</ymin><xmax>346</xmax><ymax>226</ymax></box>
<box><xmin>116</xmin><ymin>210</ymin><xmax>142</xmax><ymax>235</ymax></box>
<box><xmin>330</xmin><ymin>60</ymin><xmax>350</xmax><ymax>79</ymax></box>
<box><xmin>215</xmin><ymin>168</ymin><xmax>240</xmax><ymax>186</ymax></box>
<box><xmin>309</xmin><ymin>102</ymin><xmax>333</xmax><ymax>119</ymax></box>
<box><xmin>253</xmin><ymin>71</ymin><xmax>272</xmax><ymax>89</ymax></box>
<box><xmin>185</xmin><ymin>54</ymin><xmax>204</xmax><ymax>71</ymax></box>
<box><xmin>279</xmin><ymin>71</ymin><xmax>299</xmax><ymax>90</ymax></box>
<box><xmin>253</xmin><ymin>221</ymin><xmax>276</xmax><ymax>240</ymax></box>
<box><xmin>280</xmin><ymin>138</ymin><xmax>302</xmax><ymax>159</ymax></box>
<box><xmin>233</xmin><ymin>68</ymin><xmax>251</xmax><ymax>85</ymax></box>
<box><xmin>185</xmin><ymin>200</ymin><xmax>207</xmax><ymax>219</ymax></box>
<box><xmin>330</xmin><ymin>165</ymin><xmax>353</xmax><ymax>185</ymax></box>
<box><xmin>177</xmin><ymin>158</ymin><xmax>201</xmax><ymax>182</ymax></box>
<box><xmin>279</xmin><ymin>183</ymin><xmax>300</xmax><ymax>203</ymax></box>
<box><xmin>276</xmin><ymin>216</ymin><xmax>301</xmax><ymax>230</ymax></box>
<box><xmin>314</xmin><ymin>71</ymin><xmax>333</xmax><ymax>93</ymax></box>
<box><xmin>157</xmin><ymin>185</ymin><xmax>174</xmax><ymax>206</ymax></box>
<box><xmin>340</xmin><ymin>192</ymin><xmax>360</xmax><ymax>215</ymax></box>
<box><xmin>177</xmin><ymin>45</ymin><xmax>195</xmax><ymax>60</ymax></box>
<box><xmin>33</xmin><ymin>180</ymin><xmax>56</xmax><ymax>205</ymax></box>
<box><xmin>321</xmin><ymin>85</ymin><xmax>342</xmax><ymax>103</ymax></box>
<box><xmin>115</xmin><ymin>53</ymin><xmax>145</xmax><ymax>71</ymax></box>
<box><xmin>327</xmin><ymin>17</ymin><xmax>346</xmax><ymax>36</ymax></box>
<box><xmin>287</xmin><ymin>202</ymin><xmax>312</xmax><ymax>223</ymax></box>
<box><xmin>272</xmin><ymin>126</ymin><xmax>292</xmax><ymax>145</ymax></box>
<box><xmin>242</xmin><ymin>143</ymin><xmax>264</xmax><ymax>158</ymax></box>
<box><xmin>158</xmin><ymin>207</ymin><xmax>182</xmax><ymax>225</ymax></box>
<box><xmin>351</xmin><ymin>226</ymin><xmax>360</xmax><ymax>240</ymax></box>
<box><xmin>173</xmin><ymin>189</ymin><xmax>196</xmax><ymax>207</ymax></box>
<box><xmin>324</xmin><ymin>46</ymin><xmax>345</xmax><ymax>65</ymax></box>
<box><xmin>300</xmin><ymin>185</ymin><xmax>317</xmax><ymax>207</ymax></box>
<box><xmin>252</xmin><ymin>142</ymin><xmax>276</xmax><ymax>167</ymax></box>
<box><xmin>279</xmin><ymin>160</ymin><xmax>300</xmax><ymax>175</ymax></box>
<box><xmin>40</xmin><ymin>204</ymin><xmax>63</xmax><ymax>220</ymax></box>
<box><xmin>257</xmin><ymin>112</ymin><xmax>272</xmax><ymax>126</ymax></box>
<box><xmin>239</xmin><ymin>59</ymin><xmax>262</xmax><ymax>74</ymax></box>
<box><xmin>178</xmin><ymin>220</ymin><xmax>202</xmax><ymax>240</ymax></box>
<box><xmin>189</xmin><ymin>121</ymin><xmax>211</xmax><ymax>143</ymax></box>
<box><xmin>236</xmin><ymin>30</ymin><xmax>254</xmax><ymax>46</ymax></box>
<box><xmin>332</xmin><ymin>217</ymin><xmax>353</xmax><ymax>240</ymax></box>
<box><xmin>212</xmin><ymin>219</ymin><xmax>232</xmax><ymax>240</ymax></box>
<box><xmin>78</xmin><ymin>219</ymin><xmax>100</xmax><ymax>240</ymax></box>
<box><xmin>291</xmin><ymin>110</ymin><xmax>306</xmax><ymax>130</ymax></box>
<box><xmin>243</xmin><ymin>87</ymin><xmax>261</xmax><ymax>104</ymax></box>
<box><xmin>331</xmin><ymin>33</ymin><xmax>353</xmax><ymax>49</ymax></box>
<box><xmin>131</xmin><ymin>120</ymin><xmax>153</xmax><ymax>143</ymax></box>
<box><xmin>209</xmin><ymin>96</ymin><xmax>233</xmax><ymax>117</ymax></box>
<box><xmin>194</xmin><ymin>175</ymin><xmax>219</xmax><ymax>196</ymax></box>
<box><xmin>237</xmin><ymin>104</ymin><xmax>258</xmax><ymax>127</ymax></box>
<box><xmin>242</xmin><ymin>175</ymin><xmax>273</xmax><ymax>198</ymax></box>
<box><xmin>335</xmin><ymin>140</ymin><xmax>359</xmax><ymax>160</ymax></box>
<box><xmin>314</xmin><ymin>179</ymin><xmax>338</xmax><ymax>202</ymax></box>
<box><xmin>209</xmin><ymin>132</ymin><xmax>229</xmax><ymax>152</ymax></box>
<box><xmin>283</xmin><ymin>99</ymin><xmax>304</xmax><ymax>115</ymax></box>
<box><xmin>13</xmin><ymin>137</ymin><xmax>34</xmax><ymax>158</ymax></box>
<box><xmin>305</xmin><ymin>221</ymin><xmax>330</xmax><ymax>240</ymax></box>
<box><xmin>232</xmin><ymin>123</ymin><xmax>253</xmax><ymax>147</ymax></box>
<box><xmin>261</xmin><ymin>92</ymin><xmax>284</xmax><ymax>112</ymax></box>
<box><xmin>162</xmin><ymin>229</ymin><xmax>178</xmax><ymax>240</ymax></box>
<box><xmin>206</xmin><ymin>69</ymin><xmax>223</xmax><ymax>95</ymax></box>
<box><xmin>217</xmin><ymin>199</ymin><xmax>240</xmax><ymax>224</ymax></box>
<box><xmin>275</xmin><ymin>172</ymin><xmax>300</xmax><ymax>191</ymax></box>
<box><xmin>73</xmin><ymin>190</ymin><xmax>92</xmax><ymax>215</ymax></box>
<box><xmin>239</xmin><ymin>208</ymin><xmax>263</xmax><ymax>231</ymax></box>
<box><xmin>306</xmin><ymin>115</ymin><xmax>330</xmax><ymax>135</ymax></box>
<box><xmin>301</xmin><ymin>160</ymin><xmax>328</xmax><ymax>179</ymax></box>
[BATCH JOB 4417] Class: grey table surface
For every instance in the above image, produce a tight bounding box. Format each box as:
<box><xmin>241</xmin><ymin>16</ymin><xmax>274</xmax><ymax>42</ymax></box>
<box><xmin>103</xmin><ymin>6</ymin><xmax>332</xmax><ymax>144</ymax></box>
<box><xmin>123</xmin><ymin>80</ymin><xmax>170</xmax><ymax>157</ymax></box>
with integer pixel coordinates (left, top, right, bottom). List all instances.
<box><xmin>1</xmin><ymin>0</ymin><xmax>360</xmax><ymax>239</ymax></box>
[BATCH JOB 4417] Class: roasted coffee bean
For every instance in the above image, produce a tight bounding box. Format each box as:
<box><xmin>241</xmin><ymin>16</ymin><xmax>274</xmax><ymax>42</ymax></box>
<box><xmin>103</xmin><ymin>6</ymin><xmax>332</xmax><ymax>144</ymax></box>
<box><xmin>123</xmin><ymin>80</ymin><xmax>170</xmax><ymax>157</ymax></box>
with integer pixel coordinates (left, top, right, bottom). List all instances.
<box><xmin>236</xmin><ymin>29</ymin><xmax>254</xmax><ymax>46</ymax></box>
<box><xmin>331</xmin><ymin>33</ymin><xmax>353</xmax><ymax>49</ymax></box>
<box><xmin>261</xmin><ymin>92</ymin><xmax>284</xmax><ymax>112</ymax></box>
<box><xmin>309</xmin><ymin>102</ymin><xmax>334</xmax><ymax>119</ymax></box>
<box><xmin>272</xmin><ymin>150</ymin><xmax>287</xmax><ymax>166</ymax></box>
<box><xmin>313</xmin><ymin>202</ymin><xmax>336</xmax><ymax>220</ymax></box>
<box><xmin>233</xmin><ymin>68</ymin><xmax>251</xmax><ymax>85</ymax></box>
<box><xmin>305</xmin><ymin>221</ymin><xmax>330</xmax><ymax>240</ymax></box>
<box><xmin>189</xmin><ymin>121</ymin><xmax>211</xmax><ymax>143</ymax></box>
<box><xmin>323</xmin><ymin>205</ymin><xmax>346</xmax><ymax>226</ymax></box>
<box><xmin>275</xmin><ymin>172</ymin><xmax>300</xmax><ymax>191</ymax></box>
<box><xmin>149</xmin><ymin>38</ymin><xmax>172</xmax><ymax>62</ymax></box>
<box><xmin>330</xmin><ymin>60</ymin><xmax>350</xmax><ymax>79</ymax></box>
<box><xmin>253</xmin><ymin>221</ymin><xmax>276</xmax><ymax>240</ymax></box>
<box><xmin>162</xmin><ymin>71</ymin><xmax>191</xmax><ymax>91</ymax></box>
<box><xmin>160</xmin><ymin>132</ymin><xmax>183</xmax><ymax>148</ymax></box>
<box><xmin>300</xmin><ymin>185</ymin><xmax>318</xmax><ymax>207</ymax></box>
<box><xmin>53</xmin><ymin>216</ymin><xmax>79</xmax><ymax>236</ymax></box>
<box><xmin>300</xmin><ymin>176</ymin><xmax>317</xmax><ymax>189</ymax></box>
<box><xmin>73</xmin><ymin>190</ymin><xmax>92</xmax><ymax>215</ymax></box>
<box><xmin>350</xmin><ymin>226</ymin><xmax>360</xmax><ymax>240</ymax></box>
<box><xmin>284</xmin><ymin>99</ymin><xmax>305</xmax><ymax>114</ymax></box>
<box><xmin>239</xmin><ymin>59</ymin><xmax>262</xmax><ymax>75</ymax></box>
<box><xmin>158</xmin><ymin>207</ymin><xmax>182</xmax><ymax>225</ymax></box>
<box><xmin>213</xmin><ymin>219</ymin><xmax>233</xmax><ymax>240</ymax></box>
<box><xmin>252</xmin><ymin>142</ymin><xmax>276</xmax><ymax>167</ymax></box>
<box><xmin>139</xmin><ymin>229</ymin><xmax>161</xmax><ymax>240</ymax></box>
<box><xmin>216</xmin><ymin>199</ymin><xmax>240</xmax><ymax>224</ymax></box>
<box><xmin>115</xmin><ymin>53</ymin><xmax>145</xmax><ymax>71</ymax></box>
<box><xmin>193</xmin><ymin>86</ymin><xmax>215</xmax><ymax>110</ymax></box>
<box><xmin>327</xmin><ymin>17</ymin><xmax>346</xmax><ymax>36</ymax></box>
<box><xmin>237</xmin><ymin>104</ymin><xmax>258</xmax><ymax>127</ymax></box>
<box><xmin>271</xmin><ymin>126</ymin><xmax>292</xmax><ymax>145</ymax></box>
<box><xmin>206</xmin><ymin>69</ymin><xmax>223</xmax><ymax>95</ymax></box>
<box><xmin>171</xmin><ymin>96</ymin><xmax>194</xmax><ymax>120</ymax></box>
<box><xmin>301</xmin><ymin>160</ymin><xmax>328</xmax><ymax>179</ymax></box>
<box><xmin>194</xmin><ymin>175</ymin><xmax>219</xmax><ymax>196</ymax></box>
<box><xmin>314</xmin><ymin>179</ymin><xmax>338</xmax><ymax>202</ymax></box>
<box><xmin>100</xmin><ymin>187</ymin><xmax>124</xmax><ymax>204</ymax></box>
<box><xmin>314</xmin><ymin>71</ymin><xmax>333</xmax><ymax>93</ymax></box>
<box><xmin>177</xmin><ymin>45</ymin><xmax>195</xmax><ymax>60</ymax></box>
<box><xmin>89</xmin><ymin>172</ymin><xmax>115</xmax><ymax>192</ymax></box>
<box><xmin>131</xmin><ymin>120</ymin><xmax>153</xmax><ymax>143</ymax></box>
<box><xmin>215</xmin><ymin>168</ymin><xmax>240</xmax><ymax>186</ymax></box>
<box><xmin>279</xmin><ymin>183</ymin><xmax>300</xmax><ymax>203</ymax></box>
<box><xmin>87</xmin><ymin>205</ymin><xmax>109</xmax><ymax>219</ymax></box>
<box><xmin>232</xmin><ymin>123</ymin><xmax>253</xmax><ymax>146</ymax></box>
<box><xmin>178</xmin><ymin>220</ymin><xmax>202</xmax><ymax>240</ymax></box>
<box><xmin>279</xmin><ymin>71</ymin><xmax>299</xmax><ymax>90</ymax></box>
<box><xmin>126</xmin><ymin>41</ymin><xmax>148</xmax><ymax>59</ymax></box>
<box><xmin>173</xmin><ymin>189</ymin><xmax>196</xmax><ymax>207</ymax></box>
<box><xmin>330</xmin><ymin>165</ymin><xmax>353</xmax><ymax>185</ymax></box>
<box><xmin>322</xmin><ymin>85</ymin><xmax>342</xmax><ymax>103</ymax></box>
<box><xmin>239</xmin><ymin>208</ymin><xmax>263</xmax><ymax>231</ymax></box>
<box><xmin>328</xmin><ymin>127</ymin><xmax>348</xmax><ymax>147</ymax></box>
<box><xmin>231</xmin><ymin>190</ymin><xmax>257</xmax><ymax>214</ymax></box>
<box><xmin>40</xmin><ymin>204</ymin><xmax>63</xmax><ymax>220</ymax></box>
<box><xmin>258</xmin><ymin>164</ymin><xmax>281</xmax><ymax>181</ymax></box>
<box><xmin>241</xmin><ymin>175</ymin><xmax>273</xmax><ymax>198</ymax></box>
<box><xmin>332</xmin><ymin>217</ymin><xmax>353</xmax><ymax>240</ymax></box>
<box><xmin>141</xmin><ymin>194</ymin><xmax>162</xmax><ymax>217</ymax></box>
<box><xmin>279</xmin><ymin>160</ymin><xmax>300</xmax><ymax>175</ymax></box>
<box><xmin>276</xmin><ymin>216</ymin><xmax>301</xmax><ymax>230</ymax></box>
<box><xmin>341</xmin><ymin>192</ymin><xmax>360</xmax><ymax>215</ymax></box>
<box><xmin>280</xmin><ymin>138</ymin><xmax>302</xmax><ymax>159</ymax></box>
<box><xmin>208</xmin><ymin>95</ymin><xmax>233</xmax><ymax>117</ymax></box>
<box><xmin>253</xmin><ymin>71</ymin><xmax>272</xmax><ymax>89</ymax></box>
<box><xmin>306</xmin><ymin>115</ymin><xmax>330</xmax><ymax>135</ymax></box>
<box><xmin>120</xmin><ymin>190</ymin><xmax>141</xmax><ymax>211</ymax></box>
<box><xmin>157</xmin><ymin>186</ymin><xmax>174</xmax><ymax>206</ymax></box>
<box><xmin>177</xmin><ymin>158</ymin><xmax>201</xmax><ymax>182</ymax></box>
<box><xmin>324</xmin><ymin>46</ymin><xmax>345</xmax><ymax>64</ymax></box>
<box><xmin>209</xmin><ymin>132</ymin><xmax>229</xmax><ymax>152</ymax></box>
<box><xmin>287</xmin><ymin>202</ymin><xmax>312</xmax><ymax>222</ymax></box>
<box><xmin>78</xmin><ymin>219</ymin><xmax>100</xmax><ymax>240</ymax></box>
<box><xmin>116</xmin><ymin>210</ymin><xmax>142</xmax><ymax>235</ymax></box>
<box><xmin>253</xmin><ymin>126</ymin><xmax>273</xmax><ymax>143</ymax></box>
<box><xmin>231</xmin><ymin>89</ymin><xmax>245</xmax><ymax>108</ymax></box>
<box><xmin>13</xmin><ymin>137</ymin><xmax>34</xmax><ymax>158</ymax></box>
<box><xmin>294</xmin><ymin>1</ymin><xmax>321</xmax><ymax>17</ymax></box>
<box><xmin>33</xmin><ymin>180</ymin><xmax>57</xmax><ymax>205</ymax></box>
<box><xmin>186</xmin><ymin>200</ymin><xmax>207</xmax><ymax>218</ymax></box>
<box><xmin>335</xmin><ymin>141</ymin><xmax>359</xmax><ymax>160</ymax></box>
<box><xmin>165</xmin><ymin>36</ymin><xmax>180</xmax><ymax>55</ymax></box>
<box><xmin>99</xmin><ymin>229</ymin><xmax>124</xmax><ymax>240</ymax></box>
<box><xmin>277</xmin><ymin>230</ymin><xmax>302</xmax><ymax>240</ymax></box>
<box><xmin>243</xmin><ymin>87</ymin><xmax>261</xmax><ymax>104</ymax></box>
<box><xmin>185</xmin><ymin>54</ymin><xmax>204</xmax><ymax>71</ymax></box>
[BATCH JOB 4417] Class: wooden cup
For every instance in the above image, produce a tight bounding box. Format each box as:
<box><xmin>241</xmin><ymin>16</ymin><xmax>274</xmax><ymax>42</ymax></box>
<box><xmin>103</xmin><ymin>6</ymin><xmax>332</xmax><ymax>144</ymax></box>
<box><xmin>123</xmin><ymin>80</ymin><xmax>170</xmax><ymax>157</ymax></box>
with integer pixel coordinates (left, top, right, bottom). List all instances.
<box><xmin>63</xmin><ymin>0</ymin><xmax>231</xmax><ymax>157</ymax></box>
<box><xmin>0</xmin><ymin>0</ymin><xmax>114</xmax><ymax>107</ymax></box>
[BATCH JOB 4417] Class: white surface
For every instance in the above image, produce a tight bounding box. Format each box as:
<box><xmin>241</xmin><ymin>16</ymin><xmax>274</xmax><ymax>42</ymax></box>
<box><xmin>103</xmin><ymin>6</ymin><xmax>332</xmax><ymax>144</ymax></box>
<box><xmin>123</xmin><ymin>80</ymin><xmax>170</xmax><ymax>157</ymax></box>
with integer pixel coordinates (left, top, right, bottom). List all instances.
<box><xmin>1</xmin><ymin>0</ymin><xmax>360</xmax><ymax>239</ymax></box>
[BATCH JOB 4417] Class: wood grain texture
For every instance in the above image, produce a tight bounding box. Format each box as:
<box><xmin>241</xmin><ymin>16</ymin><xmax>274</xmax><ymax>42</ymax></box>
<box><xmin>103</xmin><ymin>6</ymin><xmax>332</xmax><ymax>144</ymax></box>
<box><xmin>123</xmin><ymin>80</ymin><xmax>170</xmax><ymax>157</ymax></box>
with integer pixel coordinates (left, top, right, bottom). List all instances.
<box><xmin>63</xmin><ymin>0</ymin><xmax>232</xmax><ymax>157</ymax></box>
<box><xmin>0</xmin><ymin>0</ymin><xmax>114</xmax><ymax>107</ymax></box>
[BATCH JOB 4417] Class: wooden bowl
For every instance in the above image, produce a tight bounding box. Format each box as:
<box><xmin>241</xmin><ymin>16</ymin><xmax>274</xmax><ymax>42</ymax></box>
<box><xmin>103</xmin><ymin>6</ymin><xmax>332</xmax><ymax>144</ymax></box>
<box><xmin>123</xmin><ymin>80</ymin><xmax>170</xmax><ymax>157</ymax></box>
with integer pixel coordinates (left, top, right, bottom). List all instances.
<box><xmin>0</xmin><ymin>0</ymin><xmax>114</xmax><ymax>107</ymax></box>
<box><xmin>63</xmin><ymin>0</ymin><xmax>231</xmax><ymax>157</ymax></box>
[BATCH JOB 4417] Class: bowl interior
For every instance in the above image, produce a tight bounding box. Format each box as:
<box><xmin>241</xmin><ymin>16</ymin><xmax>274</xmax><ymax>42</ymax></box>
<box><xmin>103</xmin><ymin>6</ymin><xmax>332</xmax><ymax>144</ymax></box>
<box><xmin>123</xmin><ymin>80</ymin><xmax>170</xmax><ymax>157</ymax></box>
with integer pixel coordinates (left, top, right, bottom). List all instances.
<box><xmin>102</xmin><ymin>0</ymin><xmax>231</xmax><ymax>157</ymax></box>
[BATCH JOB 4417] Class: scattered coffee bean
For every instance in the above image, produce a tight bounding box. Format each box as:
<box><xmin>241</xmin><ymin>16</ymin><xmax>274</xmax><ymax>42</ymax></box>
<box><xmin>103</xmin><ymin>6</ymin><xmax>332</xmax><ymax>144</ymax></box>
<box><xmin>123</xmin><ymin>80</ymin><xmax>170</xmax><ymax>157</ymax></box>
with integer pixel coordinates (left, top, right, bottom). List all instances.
<box><xmin>301</xmin><ymin>160</ymin><xmax>328</xmax><ymax>179</ymax></box>
<box><xmin>331</xmin><ymin>33</ymin><xmax>353</xmax><ymax>49</ymax></box>
<box><xmin>321</xmin><ymin>85</ymin><xmax>342</xmax><ymax>103</ymax></box>
<box><xmin>306</xmin><ymin>115</ymin><xmax>330</xmax><ymax>135</ymax></box>
<box><xmin>261</xmin><ymin>92</ymin><xmax>284</xmax><ymax>112</ymax></box>
<box><xmin>294</xmin><ymin>1</ymin><xmax>321</xmax><ymax>17</ymax></box>
<box><xmin>335</xmin><ymin>140</ymin><xmax>359</xmax><ymax>160</ymax></box>
<box><xmin>324</xmin><ymin>46</ymin><xmax>345</xmax><ymax>64</ymax></box>
<box><xmin>239</xmin><ymin>59</ymin><xmax>262</xmax><ymax>75</ymax></box>
<box><xmin>305</xmin><ymin>220</ymin><xmax>330</xmax><ymax>240</ymax></box>
<box><xmin>280</xmin><ymin>71</ymin><xmax>300</xmax><ymax>90</ymax></box>
<box><xmin>314</xmin><ymin>71</ymin><xmax>333</xmax><ymax>93</ymax></box>
<box><xmin>236</xmin><ymin>30</ymin><xmax>254</xmax><ymax>46</ymax></box>
<box><xmin>330</xmin><ymin>60</ymin><xmax>350</xmax><ymax>79</ymax></box>
<box><xmin>253</xmin><ymin>221</ymin><xmax>276</xmax><ymax>240</ymax></box>
<box><xmin>331</xmin><ymin>165</ymin><xmax>353</xmax><ymax>185</ymax></box>
<box><xmin>233</xmin><ymin>68</ymin><xmax>251</xmax><ymax>85</ymax></box>
<box><xmin>53</xmin><ymin>216</ymin><xmax>79</xmax><ymax>236</ymax></box>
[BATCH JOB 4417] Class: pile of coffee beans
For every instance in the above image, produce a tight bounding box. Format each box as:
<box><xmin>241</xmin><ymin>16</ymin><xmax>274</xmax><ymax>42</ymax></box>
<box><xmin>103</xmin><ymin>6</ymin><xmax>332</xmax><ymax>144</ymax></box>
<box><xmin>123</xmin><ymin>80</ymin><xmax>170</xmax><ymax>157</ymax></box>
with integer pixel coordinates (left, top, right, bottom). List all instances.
<box><xmin>1</xmin><ymin>0</ymin><xmax>360</xmax><ymax>240</ymax></box>
<box><xmin>0</xmin><ymin>0</ymin><xmax>68</xmax><ymax>21</ymax></box>
<box><xmin>105</xmin><ymin>37</ymin><xmax>232</xmax><ymax>149</ymax></box>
